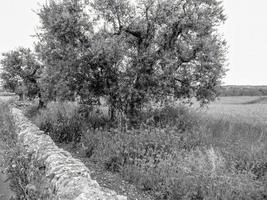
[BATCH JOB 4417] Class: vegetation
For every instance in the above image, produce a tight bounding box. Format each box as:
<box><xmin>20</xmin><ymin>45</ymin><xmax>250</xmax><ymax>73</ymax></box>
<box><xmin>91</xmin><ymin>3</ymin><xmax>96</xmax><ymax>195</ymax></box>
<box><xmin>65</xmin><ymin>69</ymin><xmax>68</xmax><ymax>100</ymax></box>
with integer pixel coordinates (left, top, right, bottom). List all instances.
<box><xmin>220</xmin><ymin>85</ymin><xmax>267</xmax><ymax>96</ymax></box>
<box><xmin>3</xmin><ymin>0</ymin><xmax>265</xmax><ymax>200</ymax></box>
<box><xmin>25</xmin><ymin>100</ymin><xmax>267</xmax><ymax>200</ymax></box>
<box><xmin>0</xmin><ymin>48</ymin><xmax>44</xmax><ymax>107</ymax></box>
<box><xmin>1</xmin><ymin>0</ymin><xmax>226</xmax><ymax>122</ymax></box>
<box><xmin>0</xmin><ymin>102</ymin><xmax>55</xmax><ymax>199</ymax></box>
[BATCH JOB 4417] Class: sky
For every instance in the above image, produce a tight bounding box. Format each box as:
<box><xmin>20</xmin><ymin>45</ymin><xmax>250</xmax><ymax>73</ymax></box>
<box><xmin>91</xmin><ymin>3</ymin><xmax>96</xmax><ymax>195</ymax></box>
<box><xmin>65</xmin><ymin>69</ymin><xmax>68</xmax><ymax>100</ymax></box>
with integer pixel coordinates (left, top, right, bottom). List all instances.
<box><xmin>0</xmin><ymin>0</ymin><xmax>267</xmax><ymax>85</ymax></box>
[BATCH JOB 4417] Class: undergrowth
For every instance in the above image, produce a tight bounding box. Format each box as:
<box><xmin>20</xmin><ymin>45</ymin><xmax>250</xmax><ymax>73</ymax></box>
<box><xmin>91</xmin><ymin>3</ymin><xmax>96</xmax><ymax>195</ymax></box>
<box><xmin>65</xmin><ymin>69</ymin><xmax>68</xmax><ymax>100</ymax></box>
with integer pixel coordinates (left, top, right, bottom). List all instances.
<box><xmin>25</xmin><ymin>101</ymin><xmax>267</xmax><ymax>200</ymax></box>
<box><xmin>25</xmin><ymin>102</ymin><xmax>110</xmax><ymax>144</ymax></box>
<box><xmin>0</xmin><ymin>102</ymin><xmax>55</xmax><ymax>199</ymax></box>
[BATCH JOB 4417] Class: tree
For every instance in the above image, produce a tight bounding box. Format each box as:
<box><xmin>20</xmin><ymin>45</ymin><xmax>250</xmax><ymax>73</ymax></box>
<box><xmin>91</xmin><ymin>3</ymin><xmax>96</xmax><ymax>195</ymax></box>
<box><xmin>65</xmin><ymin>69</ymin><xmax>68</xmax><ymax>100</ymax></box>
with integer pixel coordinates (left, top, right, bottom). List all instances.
<box><xmin>0</xmin><ymin>71</ymin><xmax>20</xmax><ymax>93</ymax></box>
<box><xmin>35</xmin><ymin>0</ymin><xmax>227</xmax><ymax>124</ymax></box>
<box><xmin>35</xmin><ymin>0</ymin><xmax>94</xmax><ymax>103</ymax></box>
<box><xmin>0</xmin><ymin>48</ymin><xmax>43</xmax><ymax>105</ymax></box>
<box><xmin>35</xmin><ymin>0</ymin><xmax>124</xmax><ymax>115</ymax></box>
<box><xmin>91</xmin><ymin>0</ymin><xmax>227</xmax><ymax>121</ymax></box>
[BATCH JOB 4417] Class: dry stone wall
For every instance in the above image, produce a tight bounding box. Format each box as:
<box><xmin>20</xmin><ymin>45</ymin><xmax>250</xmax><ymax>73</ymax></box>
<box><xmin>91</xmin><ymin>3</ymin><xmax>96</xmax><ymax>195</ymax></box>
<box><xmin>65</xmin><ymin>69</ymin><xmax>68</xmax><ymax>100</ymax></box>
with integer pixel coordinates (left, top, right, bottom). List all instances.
<box><xmin>10</xmin><ymin>107</ymin><xmax>127</xmax><ymax>200</ymax></box>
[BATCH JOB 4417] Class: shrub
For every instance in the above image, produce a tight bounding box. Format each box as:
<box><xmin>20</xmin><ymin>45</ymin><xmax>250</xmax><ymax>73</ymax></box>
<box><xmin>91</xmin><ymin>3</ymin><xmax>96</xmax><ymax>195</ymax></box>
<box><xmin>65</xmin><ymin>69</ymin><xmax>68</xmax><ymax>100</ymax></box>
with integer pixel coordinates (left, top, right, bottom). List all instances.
<box><xmin>0</xmin><ymin>102</ymin><xmax>17</xmax><ymax>146</ymax></box>
<box><xmin>5</xmin><ymin>146</ymin><xmax>55</xmax><ymax>200</ymax></box>
<box><xmin>95</xmin><ymin>127</ymin><xmax>266</xmax><ymax>200</ymax></box>
<box><xmin>141</xmin><ymin>104</ymin><xmax>200</xmax><ymax>132</ymax></box>
<box><xmin>80</xmin><ymin>104</ymin><xmax>267</xmax><ymax>200</ymax></box>
<box><xmin>26</xmin><ymin>102</ymin><xmax>111</xmax><ymax>144</ymax></box>
<box><xmin>28</xmin><ymin>101</ymin><xmax>83</xmax><ymax>143</ymax></box>
<box><xmin>78</xmin><ymin>104</ymin><xmax>110</xmax><ymax>129</ymax></box>
<box><xmin>24</xmin><ymin>103</ymin><xmax>40</xmax><ymax>119</ymax></box>
<box><xmin>25</xmin><ymin>102</ymin><xmax>267</xmax><ymax>199</ymax></box>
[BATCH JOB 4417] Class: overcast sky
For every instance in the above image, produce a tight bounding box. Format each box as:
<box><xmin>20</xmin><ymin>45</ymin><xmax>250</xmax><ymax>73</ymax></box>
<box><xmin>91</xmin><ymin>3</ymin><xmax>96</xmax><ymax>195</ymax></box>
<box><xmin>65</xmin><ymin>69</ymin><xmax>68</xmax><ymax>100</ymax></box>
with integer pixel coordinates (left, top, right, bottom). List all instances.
<box><xmin>0</xmin><ymin>0</ymin><xmax>267</xmax><ymax>85</ymax></box>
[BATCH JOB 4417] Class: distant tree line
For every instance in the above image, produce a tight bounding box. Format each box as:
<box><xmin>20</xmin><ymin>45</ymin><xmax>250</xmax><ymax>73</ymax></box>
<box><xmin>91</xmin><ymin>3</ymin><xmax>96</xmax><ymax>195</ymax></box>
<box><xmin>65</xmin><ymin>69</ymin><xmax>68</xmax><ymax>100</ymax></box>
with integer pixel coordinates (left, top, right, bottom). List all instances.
<box><xmin>219</xmin><ymin>86</ymin><xmax>267</xmax><ymax>96</ymax></box>
<box><xmin>0</xmin><ymin>0</ymin><xmax>226</xmax><ymax>123</ymax></box>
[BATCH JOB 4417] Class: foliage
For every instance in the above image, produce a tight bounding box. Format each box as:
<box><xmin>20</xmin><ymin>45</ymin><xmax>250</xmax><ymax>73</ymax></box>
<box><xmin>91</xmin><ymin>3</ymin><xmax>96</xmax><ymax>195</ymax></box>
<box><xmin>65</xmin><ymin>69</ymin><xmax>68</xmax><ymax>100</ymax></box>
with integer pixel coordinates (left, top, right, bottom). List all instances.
<box><xmin>0</xmin><ymin>103</ymin><xmax>55</xmax><ymax>200</ymax></box>
<box><xmin>0</xmin><ymin>102</ymin><xmax>17</xmax><ymax>150</ymax></box>
<box><xmin>91</xmin><ymin>0</ymin><xmax>227</xmax><ymax>118</ymax></box>
<box><xmin>141</xmin><ymin>103</ymin><xmax>200</xmax><ymax>131</ymax></box>
<box><xmin>24</xmin><ymin>104</ymin><xmax>40</xmax><ymax>119</ymax></box>
<box><xmin>0</xmin><ymin>48</ymin><xmax>42</xmax><ymax>101</ymax></box>
<box><xmin>220</xmin><ymin>85</ymin><xmax>267</xmax><ymax>96</ymax></box>
<box><xmin>25</xmin><ymin>98</ymin><xmax>267</xmax><ymax>199</ymax></box>
<box><xmin>74</xmin><ymin>104</ymin><xmax>266</xmax><ymax>200</ymax></box>
<box><xmin>32</xmin><ymin>0</ymin><xmax>227</xmax><ymax>123</ymax></box>
<box><xmin>26</xmin><ymin>101</ymin><xmax>115</xmax><ymax>144</ymax></box>
<box><xmin>35</xmin><ymin>0</ymin><xmax>95</xmax><ymax>103</ymax></box>
<box><xmin>1</xmin><ymin>0</ymin><xmax>227</xmax><ymax>123</ymax></box>
<box><xmin>5</xmin><ymin>147</ymin><xmax>55</xmax><ymax>200</ymax></box>
<box><xmin>26</xmin><ymin>101</ymin><xmax>84</xmax><ymax>143</ymax></box>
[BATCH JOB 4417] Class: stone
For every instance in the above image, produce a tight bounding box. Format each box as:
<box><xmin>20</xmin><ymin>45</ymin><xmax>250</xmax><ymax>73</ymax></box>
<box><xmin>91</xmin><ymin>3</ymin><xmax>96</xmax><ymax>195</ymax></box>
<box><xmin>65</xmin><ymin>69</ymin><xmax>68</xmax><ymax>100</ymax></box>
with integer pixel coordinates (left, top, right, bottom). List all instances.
<box><xmin>10</xmin><ymin>108</ymin><xmax>127</xmax><ymax>200</ymax></box>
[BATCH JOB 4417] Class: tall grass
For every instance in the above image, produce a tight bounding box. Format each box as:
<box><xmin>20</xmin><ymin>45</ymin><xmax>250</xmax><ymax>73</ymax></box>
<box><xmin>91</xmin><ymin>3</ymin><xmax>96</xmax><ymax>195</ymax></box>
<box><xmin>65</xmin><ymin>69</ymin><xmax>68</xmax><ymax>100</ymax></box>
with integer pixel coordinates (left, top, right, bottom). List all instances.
<box><xmin>26</xmin><ymin>101</ymin><xmax>267</xmax><ymax>200</ymax></box>
<box><xmin>0</xmin><ymin>102</ymin><xmax>55</xmax><ymax>199</ymax></box>
<box><xmin>26</xmin><ymin>102</ymin><xmax>84</xmax><ymax>143</ymax></box>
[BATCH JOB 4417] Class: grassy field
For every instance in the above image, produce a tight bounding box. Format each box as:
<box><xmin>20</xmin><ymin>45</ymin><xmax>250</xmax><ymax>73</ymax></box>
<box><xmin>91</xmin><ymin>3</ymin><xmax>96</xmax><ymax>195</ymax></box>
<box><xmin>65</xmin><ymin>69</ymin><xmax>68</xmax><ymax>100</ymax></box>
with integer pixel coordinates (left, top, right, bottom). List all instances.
<box><xmin>204</xmin><ymin>96</ymin><xmax>267</xmax><ymax>125</ymax></box>
<box><xmin>21</xmin><ymin>97</ymin><xmax>267</xmax><ymax>199</ymax></box>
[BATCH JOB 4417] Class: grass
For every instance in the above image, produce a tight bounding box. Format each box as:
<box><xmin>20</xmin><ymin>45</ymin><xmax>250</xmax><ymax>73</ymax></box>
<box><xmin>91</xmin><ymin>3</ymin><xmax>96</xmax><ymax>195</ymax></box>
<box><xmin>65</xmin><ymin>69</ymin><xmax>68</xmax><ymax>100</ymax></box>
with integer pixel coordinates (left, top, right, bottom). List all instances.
<box><xmin>0</xmin><ymin>102</ymin><xmax>55</xmax><ymax>199</ymax></box>
<box><xmin>24</xmin><ymin>97</ymin><xmax>267</xmax><ymax>200</ymax></box>
<box><xmin>205</xmin><ymin>96</ymin><xmax>267</xmax><ymax>125</ymax></box>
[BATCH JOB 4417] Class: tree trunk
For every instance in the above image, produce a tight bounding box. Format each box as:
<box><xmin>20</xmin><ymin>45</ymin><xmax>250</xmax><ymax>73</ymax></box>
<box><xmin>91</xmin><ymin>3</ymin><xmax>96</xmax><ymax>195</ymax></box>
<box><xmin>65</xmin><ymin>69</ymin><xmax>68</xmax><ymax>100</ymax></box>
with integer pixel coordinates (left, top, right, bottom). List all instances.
<box><xmin>128</xmin><ymin>100</ymin><xmax>139</xmax><ymax>127</ymax></box>
<box><xmin>109</xmin><ymin>105</ymin><xmax>115</xmax><ymax>121</ymax></box>
<box><xmin>37</xmin><ymin>92</ymin><xmax>45</xmax><ymax>109</ymax></box>
<box><xmin>18</xmin><ymin>93</ymin><xmax>23</xmax><ymax>101</ymax></box>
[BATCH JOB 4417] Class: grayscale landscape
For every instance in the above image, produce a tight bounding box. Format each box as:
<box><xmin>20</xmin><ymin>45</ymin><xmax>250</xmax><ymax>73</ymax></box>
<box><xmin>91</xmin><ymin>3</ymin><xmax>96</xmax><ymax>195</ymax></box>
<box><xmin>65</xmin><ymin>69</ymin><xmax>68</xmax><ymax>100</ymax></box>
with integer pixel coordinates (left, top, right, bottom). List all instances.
<box><xmin>0</xmin><ymin>0</ymin><xmax>266</xmax><ymax>199</ymax></box>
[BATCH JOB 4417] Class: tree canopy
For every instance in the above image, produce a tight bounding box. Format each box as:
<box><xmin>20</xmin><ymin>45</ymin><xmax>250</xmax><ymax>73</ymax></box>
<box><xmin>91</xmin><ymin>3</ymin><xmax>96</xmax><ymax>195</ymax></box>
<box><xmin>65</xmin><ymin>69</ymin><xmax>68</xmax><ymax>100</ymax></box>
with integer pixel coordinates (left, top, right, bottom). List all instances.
<box><xmin>91</xmin><ymin>0</ymin><xmax>227</xmax><ymax>114</ymax></box>
<box><xmin>1</xmin><ymin>0</ymin><xmax>227</xmax><ymax>121</ymax></box>
<box><xmin>0</xmin><ymin>48</ymin><xmax>42</xmax><ymax>100</ymax></box>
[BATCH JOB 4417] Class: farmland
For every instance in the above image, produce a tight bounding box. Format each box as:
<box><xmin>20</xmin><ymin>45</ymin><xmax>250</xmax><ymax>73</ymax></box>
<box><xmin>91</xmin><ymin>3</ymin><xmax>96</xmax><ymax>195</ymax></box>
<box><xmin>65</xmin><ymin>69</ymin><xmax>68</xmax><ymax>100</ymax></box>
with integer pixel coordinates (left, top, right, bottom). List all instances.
<box><xmin>204</xmin><ymin>96</ymin><xmax>267</xmax><ymax>125</ymax></box>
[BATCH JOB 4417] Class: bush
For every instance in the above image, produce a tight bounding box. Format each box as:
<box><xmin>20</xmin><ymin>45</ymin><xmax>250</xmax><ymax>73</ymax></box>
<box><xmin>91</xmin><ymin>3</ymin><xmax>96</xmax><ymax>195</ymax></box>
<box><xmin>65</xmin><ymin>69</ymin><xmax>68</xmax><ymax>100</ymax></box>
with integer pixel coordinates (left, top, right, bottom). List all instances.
<box><xmin>26</xmin><ymin>102</ymin><xmax>111</xmax><ymax>144</ymax></box>
<box><xmin>0</xmin><ymin>102</ymin><xmax>17</xmax><ymax>146</ymax></box>
<box><xmin>78</xmin><ymin>104</ymin><xmax>110</xmax><ymax>129</ymax></box>
<box><xmin>5</xmin><ymin>146</ymin><xmax>55</xmax><ymax>200</ymax></box>
<box><xmin>89</xmin><ymin>123</ymin><xmax>266</xmax><ymax>199</ymax></box>
<box><xmin>26</xmin><ymin>102</ymin><xmax>267</xmax><ymax>199</ymax></box>
<box><xmin>24</xmin><ymin>103</ymin><xmax>40</xmax><ymax>119</ymax></box>
<box><xmin>141</xmin><ymin>104</ymin><xmax>200</xmax><ymax>132</ymax></box>
<box><xmin>79</xmin><ymin>104</ymin><xmax>267</xmax><ymax>200</ymax></box>
<box><xmin>27</xmin><ymin>101</ymin><xmax>83</xmax><ymax>143</ymax></box>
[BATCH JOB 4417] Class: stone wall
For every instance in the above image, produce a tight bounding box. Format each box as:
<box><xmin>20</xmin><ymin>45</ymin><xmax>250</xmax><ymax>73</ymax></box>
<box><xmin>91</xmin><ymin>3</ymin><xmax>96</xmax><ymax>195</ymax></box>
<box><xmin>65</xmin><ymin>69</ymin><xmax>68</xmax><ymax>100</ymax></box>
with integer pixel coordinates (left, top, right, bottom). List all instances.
<box><xmin>10</xmin><ymin>107</ymin><xmax>127</xmax><ymax>200</ymax></box>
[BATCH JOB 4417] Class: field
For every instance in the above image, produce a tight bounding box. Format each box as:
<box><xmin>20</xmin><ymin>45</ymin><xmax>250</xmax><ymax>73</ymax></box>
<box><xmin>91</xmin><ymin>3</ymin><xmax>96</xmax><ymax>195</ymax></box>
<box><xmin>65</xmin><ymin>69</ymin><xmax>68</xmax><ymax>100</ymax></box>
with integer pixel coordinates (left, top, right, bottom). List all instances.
<box><xmin>204</xmin><ymin>96</ymin><xmax>267</xmax><ymax>125</ymax></box>
<box><xmin>6</xmin><ymin>96</ymin><xmax>267</xmax><ymax>199</ymax></box>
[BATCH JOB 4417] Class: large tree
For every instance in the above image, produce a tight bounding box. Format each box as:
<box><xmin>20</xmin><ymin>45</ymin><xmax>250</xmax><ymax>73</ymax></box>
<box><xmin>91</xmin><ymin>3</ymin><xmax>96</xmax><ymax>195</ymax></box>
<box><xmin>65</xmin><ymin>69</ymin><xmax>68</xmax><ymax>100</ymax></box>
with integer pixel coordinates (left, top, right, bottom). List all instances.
<box><xmin>35</xmin><ymin>0</ymin><xmax>94</xmax><ymax>102</ymax></box>
<box><xmin>91</xmin><ymin>0</ymin><xmax>227</xmax><ymax>118</ymax></box>
<box><xmin>35</xmin><ymin>0</ymin><xmax>227</xmax><ymax>123</ymax></box>
<box><xmin>36</xmin><ymin>0</ymin><xmax>125</xmax><ymax>111</ymax></box>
